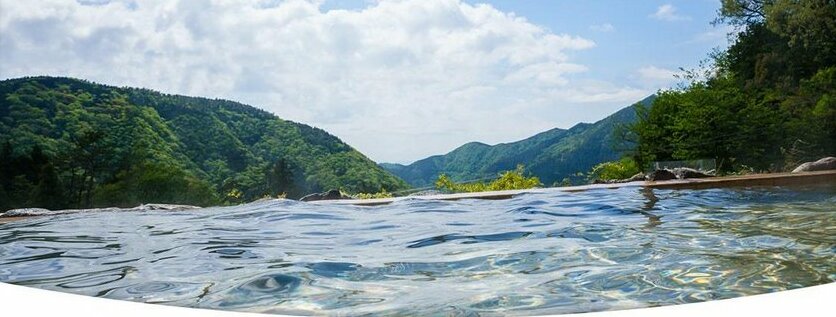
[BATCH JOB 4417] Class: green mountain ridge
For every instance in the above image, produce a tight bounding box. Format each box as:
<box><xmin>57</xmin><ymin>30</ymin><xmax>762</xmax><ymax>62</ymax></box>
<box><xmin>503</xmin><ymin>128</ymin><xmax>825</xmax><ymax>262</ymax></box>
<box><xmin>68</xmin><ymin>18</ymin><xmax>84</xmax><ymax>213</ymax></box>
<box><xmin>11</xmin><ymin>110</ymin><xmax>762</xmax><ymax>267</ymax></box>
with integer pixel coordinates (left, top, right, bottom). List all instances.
<box><xmin>0</xmin><ymin>76</ymin><xmax>407</xmax><ymax>210</ymax></box>
<box><xmin>381</xmin><ymin>96</ymin><xmax>655</xmax><ymax>187</ymax></box>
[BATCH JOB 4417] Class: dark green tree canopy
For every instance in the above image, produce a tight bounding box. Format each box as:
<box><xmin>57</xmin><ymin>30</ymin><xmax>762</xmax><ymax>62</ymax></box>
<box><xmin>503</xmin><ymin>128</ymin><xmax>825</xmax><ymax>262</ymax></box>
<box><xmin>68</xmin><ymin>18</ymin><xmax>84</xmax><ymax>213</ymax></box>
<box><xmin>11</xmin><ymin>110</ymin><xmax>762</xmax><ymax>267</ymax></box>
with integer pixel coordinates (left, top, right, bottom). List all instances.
<box><xmin>0</xmin><ymin>77</ymin><xmax>408</xmax><ymax>211</ymax></box>
<box><xmin>630</xmin><ymin>0</ymin><xmax>835</xmax><ymax>173</ymax></box>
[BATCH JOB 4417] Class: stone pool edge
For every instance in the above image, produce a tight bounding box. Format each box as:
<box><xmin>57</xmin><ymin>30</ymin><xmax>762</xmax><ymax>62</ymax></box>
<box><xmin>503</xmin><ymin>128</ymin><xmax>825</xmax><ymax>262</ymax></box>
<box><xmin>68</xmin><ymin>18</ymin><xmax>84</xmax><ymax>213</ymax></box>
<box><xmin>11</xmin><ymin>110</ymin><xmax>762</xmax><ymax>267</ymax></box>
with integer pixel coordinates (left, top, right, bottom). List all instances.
<box><xmin>1</xmin><ymin>170</ymin><xmax>834</xmax><ymax>221</ymax></box>
<box><xmin>318</xmin><ymin>170</ymin><xmax>836</xmax><ymax>206</ymax></box>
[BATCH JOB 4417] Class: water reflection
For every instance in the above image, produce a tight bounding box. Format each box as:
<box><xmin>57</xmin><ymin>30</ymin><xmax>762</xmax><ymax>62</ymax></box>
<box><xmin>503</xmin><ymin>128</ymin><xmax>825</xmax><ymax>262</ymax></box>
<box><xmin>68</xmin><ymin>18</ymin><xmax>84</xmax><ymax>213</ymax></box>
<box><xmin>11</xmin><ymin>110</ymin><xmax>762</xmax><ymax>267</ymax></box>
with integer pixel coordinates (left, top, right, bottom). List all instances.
<box><xmin>0</xmin><ymin>184</ymin><xmax>833</xmax><ymax>315</ymax></box>
<box><xmin>639</xmin><ymin>187</ymin><xmax>663</xmax><ymax>228</ymax></box>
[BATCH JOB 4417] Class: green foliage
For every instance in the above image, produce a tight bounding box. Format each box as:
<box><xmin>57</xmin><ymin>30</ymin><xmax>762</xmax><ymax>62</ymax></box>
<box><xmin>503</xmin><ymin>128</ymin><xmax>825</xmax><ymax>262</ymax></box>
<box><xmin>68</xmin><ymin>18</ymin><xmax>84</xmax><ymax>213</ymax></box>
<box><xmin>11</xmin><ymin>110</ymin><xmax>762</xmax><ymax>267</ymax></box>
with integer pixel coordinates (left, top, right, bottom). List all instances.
<box><xmin>718</xmin><ymin>0</ymin><xmax>835</xmax><ymax>70</ymax></box>
<box><xmin>383</xmin><ymin>96</ymin><xmax>652</xmax><ymax>188</ymax></box>
<box><xmin>355</xmin><ymin>189</ymin><xmax>394</xmax><ymax>199</ymax></box>
<box><xmin>554</xmin><ymin>178</ymin><xmax>572</xmax><ymax>187</ymax></box>
<box><xmin>0</xmin><ymin>77</ymin><xmax>409</xmax><ymax>211</ymax></box>
<box><xmin>629</xmin><ymin>1</ymin><xmax>835</xmax><ymax>173</ymax></box>
<box><xmin>265</xmin><ymin>158</ymin><xmax>299</xmax><ymax>198</ymax></box>
<box><xmin>93</xmin><ymin>162</ymin><xmax>219</xmax><ymax>208</ymax></box>
<box><xmin>489</xmin><ymin>166</ymin><xmax>543</xmax><ymax>190</ymax></box>
<box><xmin>587</xmin><ymin>157</ymin><xmax>640</xmax><ymax>182</ymax></box>
<box><xmin>435</xmin><ymin>165</ymin><xmax>541</xmax><ymax>193</ymax></box>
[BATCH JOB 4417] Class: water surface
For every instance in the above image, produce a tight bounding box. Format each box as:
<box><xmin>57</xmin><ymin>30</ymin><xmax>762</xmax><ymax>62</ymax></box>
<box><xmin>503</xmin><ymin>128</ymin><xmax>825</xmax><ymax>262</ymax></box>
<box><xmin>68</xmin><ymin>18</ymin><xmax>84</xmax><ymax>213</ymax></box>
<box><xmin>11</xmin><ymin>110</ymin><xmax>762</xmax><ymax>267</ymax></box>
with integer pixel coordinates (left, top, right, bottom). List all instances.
<box><xmin>0</xmin><ymin>185</ymin><xmax>834</xmax><ymax>316</ymax></box>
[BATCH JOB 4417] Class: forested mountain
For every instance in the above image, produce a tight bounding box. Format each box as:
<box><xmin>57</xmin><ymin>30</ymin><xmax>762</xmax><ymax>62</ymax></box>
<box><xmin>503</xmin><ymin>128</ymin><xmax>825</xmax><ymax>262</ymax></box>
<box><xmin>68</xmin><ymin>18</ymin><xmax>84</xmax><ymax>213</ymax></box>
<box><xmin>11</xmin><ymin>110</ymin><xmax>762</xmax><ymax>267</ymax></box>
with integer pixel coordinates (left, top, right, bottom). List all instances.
<box><xmin>627</xmin><ymin>0</ymin><xmax>835</xmax><ymax>172</ymax></box>
<box><xmin>387</xmin><ymin>0</ymin><xmax>836</xmax><ymax>188</ymax></box>
<box><xmin>381</xmin><ymin>96</ymin><xmax>654</xmax><ymax>187</ymax></box>
<box><xmin>0</xmin><ymin>76</ymin><xmax>407</xmax><ymax>210</ymax></box>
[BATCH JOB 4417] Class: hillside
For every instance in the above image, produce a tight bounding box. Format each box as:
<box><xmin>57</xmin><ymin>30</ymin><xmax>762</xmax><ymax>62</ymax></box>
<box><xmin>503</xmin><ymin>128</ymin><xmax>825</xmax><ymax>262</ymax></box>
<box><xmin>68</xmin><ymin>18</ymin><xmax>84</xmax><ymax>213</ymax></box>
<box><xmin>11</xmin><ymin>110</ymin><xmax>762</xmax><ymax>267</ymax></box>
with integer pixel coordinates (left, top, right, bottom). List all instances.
<box><xmin>0</xmin><ymin>76</ymin><xmax>407</xmax><ymax>210</ymax></box>
<box><xmin>630</xmin><ymin>1</ymin><xmax>835</xmax><ymax>172</ymax></box>
<box><xmin>381</xmin><ymin>96</ymin><xmax>655</xmax><ymax>187</ymax></box>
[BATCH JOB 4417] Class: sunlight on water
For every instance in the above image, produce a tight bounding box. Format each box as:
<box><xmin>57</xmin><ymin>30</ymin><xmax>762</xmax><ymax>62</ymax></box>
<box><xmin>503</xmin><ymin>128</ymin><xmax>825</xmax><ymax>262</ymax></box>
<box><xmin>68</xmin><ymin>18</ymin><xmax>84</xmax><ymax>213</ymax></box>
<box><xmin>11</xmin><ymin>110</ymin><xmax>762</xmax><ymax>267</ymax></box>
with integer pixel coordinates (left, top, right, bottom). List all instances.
<box><xmin>0</xmin><ymin>185</ymin><xmax>834</xmax><ymax>315</ymax></box>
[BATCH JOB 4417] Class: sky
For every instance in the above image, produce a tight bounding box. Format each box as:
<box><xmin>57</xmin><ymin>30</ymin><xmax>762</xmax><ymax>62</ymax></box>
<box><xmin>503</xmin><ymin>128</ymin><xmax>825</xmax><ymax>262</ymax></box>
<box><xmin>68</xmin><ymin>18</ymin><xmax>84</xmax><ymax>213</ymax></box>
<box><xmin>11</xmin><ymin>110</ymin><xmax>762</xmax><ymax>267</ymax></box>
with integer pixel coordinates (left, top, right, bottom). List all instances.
<box><xmin>0</xmin><ymin>0</ymin><xmax>734</xmax><ymax>164</ymax></box>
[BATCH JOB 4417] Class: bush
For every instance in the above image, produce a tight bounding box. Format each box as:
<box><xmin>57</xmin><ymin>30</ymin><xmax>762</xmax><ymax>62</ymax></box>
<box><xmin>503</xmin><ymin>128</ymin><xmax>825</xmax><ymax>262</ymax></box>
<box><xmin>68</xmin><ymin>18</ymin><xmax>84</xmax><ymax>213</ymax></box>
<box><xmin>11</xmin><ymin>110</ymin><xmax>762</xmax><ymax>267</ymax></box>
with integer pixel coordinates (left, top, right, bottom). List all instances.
<box><xmin>587</xmin><ymin>157</ymin><xmax>640</xmax><ymax>182</ymax></box>
<box><xmin>355</xmin><ymin>189</ymin><xmax>394</xmax><ymax>199</ymax></box>
<box><xmin>435</xmin><ymin>165</ymin><xmax>541</xmax><ymax>193</ymax></box>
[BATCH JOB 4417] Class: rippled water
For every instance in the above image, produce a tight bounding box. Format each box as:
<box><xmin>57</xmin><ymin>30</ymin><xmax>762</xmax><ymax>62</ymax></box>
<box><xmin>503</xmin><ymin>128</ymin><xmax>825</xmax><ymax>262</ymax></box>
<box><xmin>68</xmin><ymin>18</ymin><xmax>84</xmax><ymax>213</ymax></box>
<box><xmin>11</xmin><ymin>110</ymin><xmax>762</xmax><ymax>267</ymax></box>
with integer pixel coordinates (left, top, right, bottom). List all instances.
<box><xmin>1</xmin><ymin>185</ymin><xmax>834</xmax><ymax>316</ymax></box>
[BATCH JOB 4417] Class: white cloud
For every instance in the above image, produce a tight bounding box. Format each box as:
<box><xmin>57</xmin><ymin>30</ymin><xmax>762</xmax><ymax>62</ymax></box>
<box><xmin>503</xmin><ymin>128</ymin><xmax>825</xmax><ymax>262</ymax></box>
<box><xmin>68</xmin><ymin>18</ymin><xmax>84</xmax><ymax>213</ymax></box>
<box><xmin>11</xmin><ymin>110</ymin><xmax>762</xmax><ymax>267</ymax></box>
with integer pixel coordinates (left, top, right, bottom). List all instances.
<box><xmin>650</xmin><ymin>4</ymin><xmax>691</xmax><ymax>21</ymax></box>
<box><xmin>589</xmin><ymin>23</ymin><xmax>615</xmax><ymax>32</ymax></box>
<box><xmin>638</xmin><ymin>66</ymin><xmax>678</xmax><ymax>81</ymax></box>
<box><xmin>636</xmin><ymin>66</ymin><xmax>680</xmax><ymax>89</ymax></box>
<box><xmin>0</xmin><ymin>0</ymin><xmax>648</xmax><ymax>163</ymax></box>
<box><xmin>690</xmin><ymin>24</ymin><xmax>740</xmax><ymax>45</ymax></box>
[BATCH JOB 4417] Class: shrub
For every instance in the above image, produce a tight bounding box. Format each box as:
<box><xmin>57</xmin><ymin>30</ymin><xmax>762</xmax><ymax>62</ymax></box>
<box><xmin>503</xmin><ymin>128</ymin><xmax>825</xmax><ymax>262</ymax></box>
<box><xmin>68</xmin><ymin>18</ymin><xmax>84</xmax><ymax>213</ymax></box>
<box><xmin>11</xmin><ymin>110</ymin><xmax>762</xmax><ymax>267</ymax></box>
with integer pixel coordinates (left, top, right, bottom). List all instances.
<box><xmin>587</xmin><ymin>157</ymin><xmax>640</xmax><ymax>182</ymax></box>
<box><xmin>355</xmin><ymin>189</ymin><xmax>394</xmax><ymax>199</ymax></box>
<box><xmin>435</xmin><ymin>165</ymin><xmax>541</xmax><ymax>193</ymax></box>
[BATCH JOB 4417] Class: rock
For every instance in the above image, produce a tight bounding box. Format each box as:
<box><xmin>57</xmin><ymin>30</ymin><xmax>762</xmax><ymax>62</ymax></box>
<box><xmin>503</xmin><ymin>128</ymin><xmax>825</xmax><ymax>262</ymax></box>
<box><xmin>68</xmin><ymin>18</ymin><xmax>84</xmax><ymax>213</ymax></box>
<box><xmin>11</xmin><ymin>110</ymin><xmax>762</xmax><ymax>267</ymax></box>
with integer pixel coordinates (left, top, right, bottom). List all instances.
<box><xmin>625</xmin><ymin>173</ymin><xmax>646</xmax><ymax>182</ymax></box>
<box><xmin>1</xmin><ymin>208</ymin><xmax>51</xmax><ymax>217</ymax></box>
<box><xmin>251</xmin><ymin>197</ymin><xmax>277</xmax><ymax>204</ymax></box>
<box><xmin>407</xmin><ymin>190</ymin><xmax>444</xmax><ymax>197</ymax></box>
<box><xmin>647</xmin><ymin>169</ymin><xmax>677</xmax><ymax>181</ymax></box>
<box><xmin>671</xmin><ymin>167</ymin><xmax>713</xmax><ymax>179</ymax></box>
<box><xmin>137</xmin><ymin>204</ymin><xmax>200</xmax><ymax>211</ymax></box>
<box><xmin>2</xmin><ymin>204</ymin><xmax>202</xmax><ymax>218</ymax></box>
<box><xmin>300</xmin><ymin>189</ymin><xmax>352</xmax><ymax>202</ymax></box>
<box><xmin>792</xmin><ymin>157</ymin><xmax>836</xmax><ymax>173</ymax></box>
<box><xmin>591</xmin><ymin>172</ymin><xmax>648</xmax><ymax>184</ymax></box>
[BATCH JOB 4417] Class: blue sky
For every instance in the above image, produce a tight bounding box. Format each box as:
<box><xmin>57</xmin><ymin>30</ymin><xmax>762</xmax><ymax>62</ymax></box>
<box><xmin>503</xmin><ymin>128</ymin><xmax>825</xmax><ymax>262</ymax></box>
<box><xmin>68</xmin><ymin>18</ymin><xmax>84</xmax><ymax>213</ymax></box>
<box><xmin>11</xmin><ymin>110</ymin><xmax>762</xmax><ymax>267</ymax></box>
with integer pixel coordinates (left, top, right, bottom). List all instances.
<box><xmin>0</xmin><ymin>0</ymin><xmax>732</xmax><ymax>163</ymax></box>
<box><xmin>479</xmin><ymin>1</ymin><xmax>730</xmax><ymax>84</ymax></box>
<box><xmin>320</xmin><ymin>0</ymin><xmax>731</xmax><ymax>88</ymax></box>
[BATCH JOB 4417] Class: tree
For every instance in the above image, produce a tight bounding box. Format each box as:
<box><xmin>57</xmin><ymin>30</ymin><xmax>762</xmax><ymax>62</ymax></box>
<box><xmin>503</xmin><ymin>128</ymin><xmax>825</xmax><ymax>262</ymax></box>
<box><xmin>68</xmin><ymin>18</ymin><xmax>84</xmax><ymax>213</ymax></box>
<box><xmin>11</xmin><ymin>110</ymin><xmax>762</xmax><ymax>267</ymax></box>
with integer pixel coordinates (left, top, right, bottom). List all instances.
<box><xmin>93</xmin><ymin>162</ymin><xmax>218</xmax><ymax>208</ymax></box>
<box><xmin>67</xmin><ymin>128</ymin><xmax>109</xmax><ymax>207</ymax></box>
<box><xmin>1</xmin><ymin>76</ymin><xmax>410</xmax><ymax>210</ymax></box>
<box><xmin>266</xmin><ymin>158</ymin><xmax>299</xmax><ymax>198</ymax></box>
<box><xmin>716</xmin><ymin>0</ymin><xmax>768</xmax><ymax>26</ymax></box>
<box><xmin>629</xmin><ymin>0</ymin><xmax>835</xmax><ymax>173</ymax></box>
<box><xmin>33</xmin><ymin>162</ymin><xmax>65</xmax><ymax>210</ymax></box>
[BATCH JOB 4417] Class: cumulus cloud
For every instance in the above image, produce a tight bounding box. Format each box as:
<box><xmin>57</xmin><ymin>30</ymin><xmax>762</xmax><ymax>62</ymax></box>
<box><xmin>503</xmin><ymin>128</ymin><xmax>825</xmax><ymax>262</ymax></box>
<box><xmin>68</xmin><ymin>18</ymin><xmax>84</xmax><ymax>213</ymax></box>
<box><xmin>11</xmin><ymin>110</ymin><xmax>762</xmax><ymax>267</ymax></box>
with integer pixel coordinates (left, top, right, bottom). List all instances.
<box><xmin>636</xmin><ymin>66</ymin><xmax>681</xmax><ymax>89</ymax></box>
<box><xmin>650</xmin><ymin>4</ymin><xmax>691</xmax><ymax>21</ymax></box>
<box><xmin>589</xmin><ymin>23</ymin><xmax>615</xmax><ymax>32</ymax></box>
<box><xmin>0</xmin><ymin>0</ymin><xmax>648</xmax><ymax>163</ymax></box>
<box><xmin>690</xmin><ymin>24</ymin><xmax>740</xmax><ymax>45</ymax></box>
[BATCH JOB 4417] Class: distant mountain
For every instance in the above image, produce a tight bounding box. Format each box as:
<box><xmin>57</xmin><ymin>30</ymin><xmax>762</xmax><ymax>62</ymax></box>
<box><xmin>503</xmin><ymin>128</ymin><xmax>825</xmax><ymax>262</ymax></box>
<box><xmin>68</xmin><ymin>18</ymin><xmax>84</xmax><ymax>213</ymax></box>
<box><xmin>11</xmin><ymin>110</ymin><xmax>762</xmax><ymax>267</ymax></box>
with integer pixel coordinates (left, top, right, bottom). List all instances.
<box><xmin>0</xmin><ymin>76</ymin><xmax>407</xmax><ymax>210</ymax></box>
<box><xmin>381</xmin><ymin>96</ymin><xmax>655</xmax><ymax>187</ymax></box>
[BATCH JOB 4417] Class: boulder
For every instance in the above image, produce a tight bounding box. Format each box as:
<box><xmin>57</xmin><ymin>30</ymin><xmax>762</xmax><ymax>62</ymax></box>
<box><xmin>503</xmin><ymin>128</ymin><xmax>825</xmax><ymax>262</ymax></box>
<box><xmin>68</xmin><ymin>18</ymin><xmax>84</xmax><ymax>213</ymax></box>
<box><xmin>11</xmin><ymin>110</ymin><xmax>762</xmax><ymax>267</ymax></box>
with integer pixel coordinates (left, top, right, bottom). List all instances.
<box><xmin>625</xmin><ymin>173</ymin><xmax>646</xmax><ymax>182</ymax></box>
<box><xmin>672</xmin><ymin>167</ymin><xmax>713</xmax><ymax>179</ymax></box>
<box><xmin>1</xmin><ymin>208</ymin><xmax>51</xmax><ymax>217</ymax></box>
<box><xmin>407</xmin><ymin>190</ymin><xmax>444</xmax><ymax>197</ymax></box>
<box><xmin>137</xmin><ymin>204</ymin><xmax>200</xmax><ymax>211</ymax></box>
<box><xmin>647</xmin><ymin>169</ymin><xmax>677</xmax><ymax>181</ymax></box>
<box><xmin>593</xmin><ymin>173</ymin><xmax>646</xmax><ymax>184</ymax></box>
<box><xmin>300</xmin><ymin>189</ymin><xmax>352</xmax><ymax>202</ymax></box>
<box><xmin>792</xmin><ymin>157</ymin><xmax>836</xmax><ymax>173</ymax></box>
